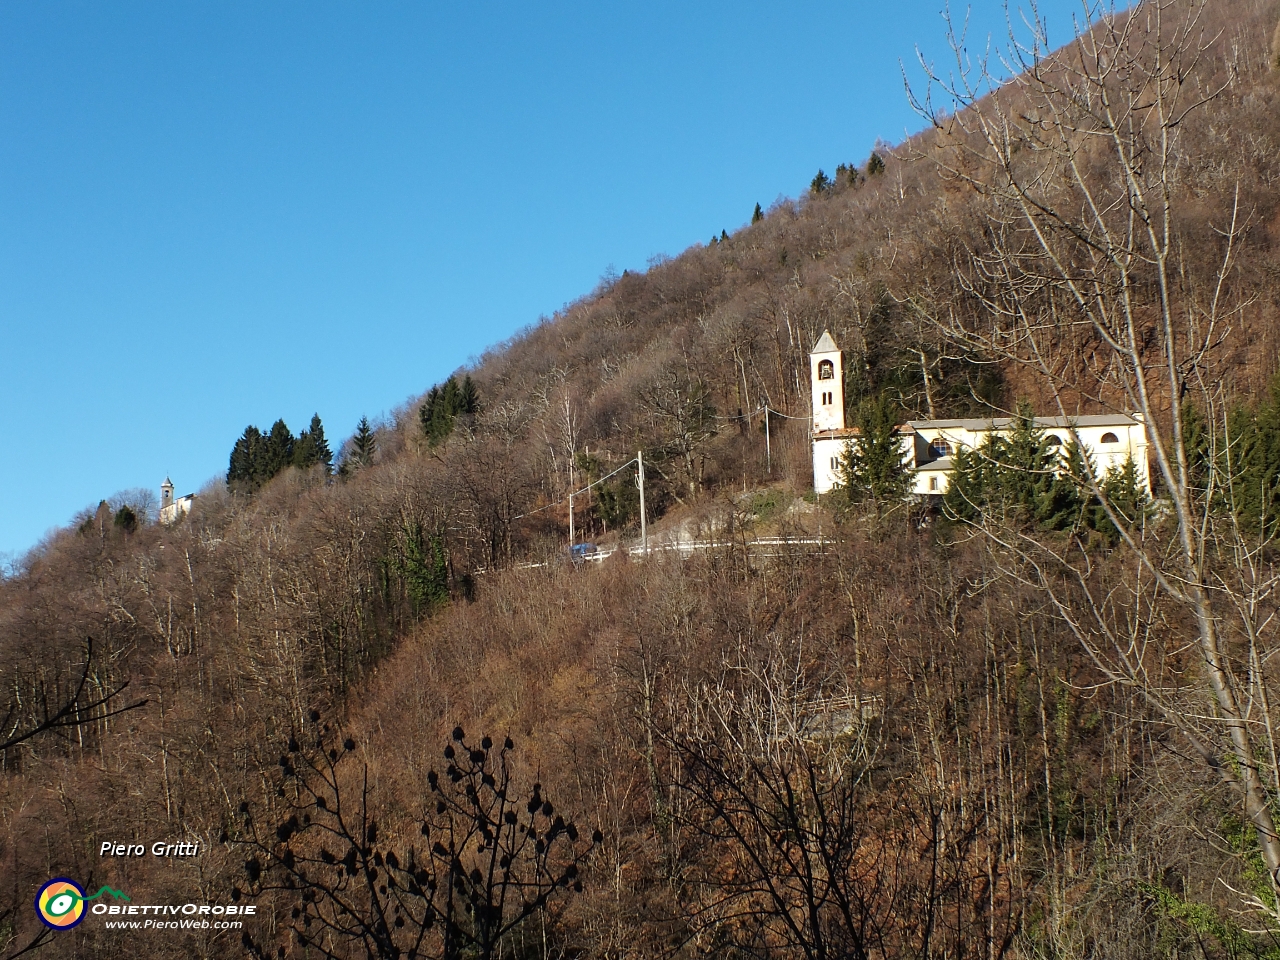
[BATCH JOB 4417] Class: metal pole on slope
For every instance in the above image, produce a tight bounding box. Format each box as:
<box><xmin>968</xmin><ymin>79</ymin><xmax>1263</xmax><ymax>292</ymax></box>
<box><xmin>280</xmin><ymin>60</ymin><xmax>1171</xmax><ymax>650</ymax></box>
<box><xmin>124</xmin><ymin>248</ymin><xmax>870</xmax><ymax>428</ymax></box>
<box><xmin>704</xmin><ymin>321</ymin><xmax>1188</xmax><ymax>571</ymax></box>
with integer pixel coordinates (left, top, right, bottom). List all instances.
<box><xmin>568</xmin><ymin>492</ymin><xmax>575</xmax><ymax>551</ymax></box>
<box><xmin>637</xmin><ymin>450</ymin><xmax>646</xmax><ymax>555</ymax></box>
<box><xmin>765</xmin><ymin>406</ymin><xmax>772</xmax><ymax>475</ymax></box>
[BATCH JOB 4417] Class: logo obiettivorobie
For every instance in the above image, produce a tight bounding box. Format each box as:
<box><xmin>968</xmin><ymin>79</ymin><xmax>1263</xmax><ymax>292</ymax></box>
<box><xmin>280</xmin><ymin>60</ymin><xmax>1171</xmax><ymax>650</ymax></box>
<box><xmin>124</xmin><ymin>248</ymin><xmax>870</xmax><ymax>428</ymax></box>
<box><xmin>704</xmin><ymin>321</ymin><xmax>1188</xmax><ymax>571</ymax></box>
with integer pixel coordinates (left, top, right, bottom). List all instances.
<box><xmin>35</xmin><ymin>878</ymin><xmax>130</xmax><ymax>930</ymax></box>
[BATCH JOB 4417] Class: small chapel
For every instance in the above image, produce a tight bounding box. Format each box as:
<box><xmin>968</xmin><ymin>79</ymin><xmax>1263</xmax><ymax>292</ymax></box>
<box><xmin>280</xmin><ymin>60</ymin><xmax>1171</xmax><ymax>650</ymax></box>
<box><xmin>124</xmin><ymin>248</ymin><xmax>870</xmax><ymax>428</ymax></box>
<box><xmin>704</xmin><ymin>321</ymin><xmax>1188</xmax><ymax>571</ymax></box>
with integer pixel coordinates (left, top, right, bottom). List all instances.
<box><xmin>808</xmin><ymin>331</ymin><xmax>1151</xmax><ymax>497</ymax></box>
<box><xmin>159</xmin><ymin>477</ymin><xmax>196</xmax><ymax>524</ymax></box>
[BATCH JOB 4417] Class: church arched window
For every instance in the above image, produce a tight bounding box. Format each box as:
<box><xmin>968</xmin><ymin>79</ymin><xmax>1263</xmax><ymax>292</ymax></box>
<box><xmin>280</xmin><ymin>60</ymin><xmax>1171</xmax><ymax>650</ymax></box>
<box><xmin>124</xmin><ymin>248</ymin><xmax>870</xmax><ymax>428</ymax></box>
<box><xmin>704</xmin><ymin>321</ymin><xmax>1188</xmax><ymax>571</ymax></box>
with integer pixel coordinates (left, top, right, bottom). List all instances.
<box><xmin>817</xmin><ymin>359</ymin><xmax>835</xmax><ymax>380</ymax></box>
<box><xmin>1100</xmin><ymin>432</ymin><xmax>1119</xmax><ymax>444</ymax></box>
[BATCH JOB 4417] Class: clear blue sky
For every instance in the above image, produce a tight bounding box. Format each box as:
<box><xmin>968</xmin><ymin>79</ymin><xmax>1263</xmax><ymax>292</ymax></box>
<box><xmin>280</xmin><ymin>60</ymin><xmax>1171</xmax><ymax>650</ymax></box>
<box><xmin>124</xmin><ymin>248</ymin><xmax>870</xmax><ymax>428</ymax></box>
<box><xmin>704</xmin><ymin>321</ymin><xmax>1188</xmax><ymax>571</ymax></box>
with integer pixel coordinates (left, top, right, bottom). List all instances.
<box><xmin>0</xmin><ymin>0</ymin><xmax>1091</xmax><ymax>561</ymax></box>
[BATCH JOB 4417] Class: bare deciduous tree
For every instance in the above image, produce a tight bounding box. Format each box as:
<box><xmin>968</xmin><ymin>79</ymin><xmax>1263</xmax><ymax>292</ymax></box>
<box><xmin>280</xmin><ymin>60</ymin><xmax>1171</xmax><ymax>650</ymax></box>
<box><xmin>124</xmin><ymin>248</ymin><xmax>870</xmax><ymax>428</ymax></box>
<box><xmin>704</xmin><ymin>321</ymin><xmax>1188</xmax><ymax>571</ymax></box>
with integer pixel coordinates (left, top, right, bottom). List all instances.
<box><xmin>240</xmin><ymin>717</ymin><xmax>601</xmax><ymax>960</ymax></box>
<box><xmin>909</xmin><ymin>0</ymin><xmax>1280</xmax><ymax>914</ymax></box>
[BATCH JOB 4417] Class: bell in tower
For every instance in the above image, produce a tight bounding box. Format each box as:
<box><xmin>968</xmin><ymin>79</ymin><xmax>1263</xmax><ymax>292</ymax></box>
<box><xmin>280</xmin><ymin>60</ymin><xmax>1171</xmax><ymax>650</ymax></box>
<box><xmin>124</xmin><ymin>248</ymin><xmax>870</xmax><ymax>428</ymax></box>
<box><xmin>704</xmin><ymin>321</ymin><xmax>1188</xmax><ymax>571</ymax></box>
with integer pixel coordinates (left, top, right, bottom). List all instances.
<box><xmin>810</xmin><ymin>330</ymin><xmax>845</xmax><ymax>433</ymax></box>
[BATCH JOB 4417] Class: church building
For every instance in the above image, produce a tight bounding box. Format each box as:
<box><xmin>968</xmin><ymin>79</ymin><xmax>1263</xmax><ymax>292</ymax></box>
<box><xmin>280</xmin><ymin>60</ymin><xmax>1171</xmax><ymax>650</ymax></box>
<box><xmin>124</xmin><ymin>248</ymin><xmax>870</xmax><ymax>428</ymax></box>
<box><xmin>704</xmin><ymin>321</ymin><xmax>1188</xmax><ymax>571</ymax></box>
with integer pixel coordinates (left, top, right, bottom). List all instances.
<box><xmin>160</xmin><ymin>477</ymin><xmax>196</xmax><ymax>524</ymax></box>
<box><xmin>809</xmin><ymin>331</ymin><xmax>1151</xmax><ymax>497</ymax></box>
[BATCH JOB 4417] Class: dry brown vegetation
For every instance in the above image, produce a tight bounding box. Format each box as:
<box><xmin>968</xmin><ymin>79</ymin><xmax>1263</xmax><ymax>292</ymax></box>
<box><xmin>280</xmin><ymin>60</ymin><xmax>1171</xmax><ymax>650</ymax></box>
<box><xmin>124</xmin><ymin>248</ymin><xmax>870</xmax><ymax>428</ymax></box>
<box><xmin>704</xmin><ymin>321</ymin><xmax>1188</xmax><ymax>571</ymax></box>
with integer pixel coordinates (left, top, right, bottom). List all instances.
<box><xmin>5</xmin><ymin>0</ymin><xmax>1280</xmax><ymax>956</ymax></box>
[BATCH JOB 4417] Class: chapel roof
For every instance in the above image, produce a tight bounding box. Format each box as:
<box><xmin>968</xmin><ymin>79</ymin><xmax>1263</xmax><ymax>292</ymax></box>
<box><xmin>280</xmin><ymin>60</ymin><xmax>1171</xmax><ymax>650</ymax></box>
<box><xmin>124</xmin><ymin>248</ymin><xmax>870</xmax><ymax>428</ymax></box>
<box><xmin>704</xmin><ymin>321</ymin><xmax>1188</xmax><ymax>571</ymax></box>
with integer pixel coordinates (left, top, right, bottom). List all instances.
<box><xmin>906</xmin><ymin>414</ymin><xmax>1142</xmax><ymax>431</ymax></box>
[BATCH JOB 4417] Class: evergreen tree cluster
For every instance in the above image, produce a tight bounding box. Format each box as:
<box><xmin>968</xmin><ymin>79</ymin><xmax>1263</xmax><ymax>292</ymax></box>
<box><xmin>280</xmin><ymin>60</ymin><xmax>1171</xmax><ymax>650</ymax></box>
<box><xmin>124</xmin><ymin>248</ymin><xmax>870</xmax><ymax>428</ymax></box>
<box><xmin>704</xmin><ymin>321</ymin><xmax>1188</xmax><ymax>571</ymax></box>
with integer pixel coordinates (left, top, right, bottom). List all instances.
<box><xmin>812</xmin><ymin>155</ymin><xmax>884</xmax><ymax>197</ymax></box>
<box><xmin>228</xmin><ymin>414</ymin><xmax>332</xmax><ymax>492</ymax></box>
<box><xmin>942</xmin><ymin>403</ymin><xmax>1145</xmax><ymax>539</ymax></box>
<box><xmin>419</xmin><ymin>375</ymin><xmax>479</xmax><ymax>447</ymax></box>
<box><xmin>839</xmin><ymin>398</ymin><xmax>1149</xmax><ymax>539</ymax></box>
<box><xmin>1198</xmin><ymin>377</ymin><xmax>1280</xmax><ymax>540</ymax></box>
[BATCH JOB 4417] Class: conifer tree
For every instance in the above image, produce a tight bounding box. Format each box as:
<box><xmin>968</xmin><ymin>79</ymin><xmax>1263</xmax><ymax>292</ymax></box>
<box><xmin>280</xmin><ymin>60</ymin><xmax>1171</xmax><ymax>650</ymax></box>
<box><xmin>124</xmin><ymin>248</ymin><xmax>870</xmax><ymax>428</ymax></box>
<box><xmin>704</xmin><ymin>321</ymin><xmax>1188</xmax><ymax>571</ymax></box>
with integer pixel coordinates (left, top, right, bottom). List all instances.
<box><xmin>228</xmin><ymin>425</ymin><xmax>264</xmax><ymax>489</ymax></box>
<box><xmin>311</xmin><ymin>414</ymin><xmax>333</xmax><ymax>473</ymax></box>
<box><xmin>810</xmin><ymin>170</ymin><xmax>831</xmax><ymax>195</ymax></box>
<box><xmin>1088</xmin><ymin>456</ymin><xmax>1147</xmax><ymax>543</ymax></box>
<box><xmin>994</xmin><ymin>406</ymin><xmax>1075</xmax><ymax>528</ymax></box>
<box><xmin>351</xmin><ymin>416</ymin><xmax>377</xmax><ymax>468</ymax></box>
<box><xmin>262</xmin><ymin>419</ymin><xmax>296</xmax><ymax>481</ymax></box>
<box><xmin>397</xmin><ymin>520</ymin><xmax>449</xmax><ymax>616</ymax></box>
<box><xmin>837</xmin><ymin>393</ymin><xmax>912</xmax><ymax>509</ymax></box>
<box><xmin>942</xmin><ymin>441</ymin><xmax>986</xmax><ymax>522</ymax></box>
<box><xmin>291</xmin><ymin>413</ymin><xmax>334</xmax><ymax>474</ymax></box>
<box><xmin>751</xmin><ymin>203</ymin><xmax>764</xmax><ymax>224</ymax></box>
<box><xmin>866</xmin><ymin>151</ymin><xmax>885</xmax><ymax>176</ymax></box>
<box><xmin>943</xmin><ymin>410</ymin><xmax>1083</xmax><ymax>530</ymax></box>
<box><xmin>113</xmin><ymin>505</ymin><xmax>138</xmax><ymax>534</ymax></box>
<box><xmin>1232</xmin><ymin>379</ymin><xmax>1280</xmax><ymax>537</ymax></box>
<box><xmin>1181</xmin><ymin>401</ymin><xmax>1211</xmax><ymax>494</ymax></box>
<box><xmin>459</xmin><ymin>375</ymin><xmax>480</xmax><ymax>415</ymax></box>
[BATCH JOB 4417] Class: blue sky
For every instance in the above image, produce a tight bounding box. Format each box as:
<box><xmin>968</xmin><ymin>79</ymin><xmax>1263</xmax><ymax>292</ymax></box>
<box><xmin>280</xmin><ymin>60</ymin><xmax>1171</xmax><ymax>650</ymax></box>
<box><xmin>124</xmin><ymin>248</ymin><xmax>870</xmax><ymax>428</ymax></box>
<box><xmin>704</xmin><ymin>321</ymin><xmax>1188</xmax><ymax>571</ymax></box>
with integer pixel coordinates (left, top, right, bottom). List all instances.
<box><xmin>0</xmin><ymin>0</ymin><xmax>1092</xmax><ymax>561</ymax></box>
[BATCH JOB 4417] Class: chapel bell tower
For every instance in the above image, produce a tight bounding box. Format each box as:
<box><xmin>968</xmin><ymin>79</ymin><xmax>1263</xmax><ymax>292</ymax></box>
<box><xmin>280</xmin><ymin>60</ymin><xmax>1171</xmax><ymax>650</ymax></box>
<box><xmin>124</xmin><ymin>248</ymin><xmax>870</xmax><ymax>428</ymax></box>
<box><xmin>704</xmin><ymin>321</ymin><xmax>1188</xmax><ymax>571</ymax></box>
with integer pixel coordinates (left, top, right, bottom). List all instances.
<box><xmin>810</xmin><ymin>330</ymin><xmax>845</xmax><ymax>433</ymax></box>
<box><xmin>161</xmin><ymin>477</ymin><xmax>174</xmax><ymax>512</ymax></box>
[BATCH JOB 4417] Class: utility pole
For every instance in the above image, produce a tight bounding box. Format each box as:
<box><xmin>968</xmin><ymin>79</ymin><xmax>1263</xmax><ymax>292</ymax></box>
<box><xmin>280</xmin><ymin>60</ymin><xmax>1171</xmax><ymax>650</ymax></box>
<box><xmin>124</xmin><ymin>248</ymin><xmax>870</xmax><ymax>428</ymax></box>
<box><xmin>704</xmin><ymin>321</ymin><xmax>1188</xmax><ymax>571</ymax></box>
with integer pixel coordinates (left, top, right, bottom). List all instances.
<box><xmin>637</xmin><ymin>451</ymin><xmax>646</xmax><ymax>555</ymax></box>
<box><xmin>764</xmin><ymin>406</ymin><xmax>772</xmax><ymax>475</ymax></box>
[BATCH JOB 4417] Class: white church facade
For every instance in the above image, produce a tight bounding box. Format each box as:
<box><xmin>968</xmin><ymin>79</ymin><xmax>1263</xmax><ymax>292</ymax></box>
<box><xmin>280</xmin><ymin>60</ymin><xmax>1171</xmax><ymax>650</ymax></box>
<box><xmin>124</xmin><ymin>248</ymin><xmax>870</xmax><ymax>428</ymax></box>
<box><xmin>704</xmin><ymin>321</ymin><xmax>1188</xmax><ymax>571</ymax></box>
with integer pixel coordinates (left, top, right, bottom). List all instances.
<box><xmin>809</xmin><ymin>331</ymin><xmax>1151</xmax><ymax>497</ymax></box>
<box><xmin>159</xmin><ymin>477</ymin><xmax>196</xmax><ymax>524</ymax></box>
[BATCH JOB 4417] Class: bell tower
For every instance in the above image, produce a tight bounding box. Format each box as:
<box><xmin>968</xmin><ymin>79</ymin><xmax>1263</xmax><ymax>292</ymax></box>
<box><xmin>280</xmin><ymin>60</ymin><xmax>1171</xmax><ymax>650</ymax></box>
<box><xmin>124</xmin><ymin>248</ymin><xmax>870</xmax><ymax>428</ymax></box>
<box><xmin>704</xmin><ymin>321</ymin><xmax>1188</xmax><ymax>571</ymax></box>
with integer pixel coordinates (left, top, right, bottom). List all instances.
<box><xmin>810</xmin><ymin>330</ymin><xmax>845</xmax><ymax>433</ymax></box>
<box><xmin>161</xmin><ymin>477</ymin><xmax>174</xmax><ymax>512</ymax></box>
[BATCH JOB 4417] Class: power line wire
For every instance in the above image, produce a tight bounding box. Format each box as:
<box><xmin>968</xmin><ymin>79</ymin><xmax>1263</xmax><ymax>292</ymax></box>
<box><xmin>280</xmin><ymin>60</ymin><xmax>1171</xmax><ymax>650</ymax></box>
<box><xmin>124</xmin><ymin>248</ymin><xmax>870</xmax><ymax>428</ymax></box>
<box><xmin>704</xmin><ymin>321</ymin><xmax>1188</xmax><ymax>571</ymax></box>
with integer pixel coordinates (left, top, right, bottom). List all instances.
<box><xmin>513</xmin><ymin>456</ymin><xmax>638</xmax><ymax>521</ymax></box>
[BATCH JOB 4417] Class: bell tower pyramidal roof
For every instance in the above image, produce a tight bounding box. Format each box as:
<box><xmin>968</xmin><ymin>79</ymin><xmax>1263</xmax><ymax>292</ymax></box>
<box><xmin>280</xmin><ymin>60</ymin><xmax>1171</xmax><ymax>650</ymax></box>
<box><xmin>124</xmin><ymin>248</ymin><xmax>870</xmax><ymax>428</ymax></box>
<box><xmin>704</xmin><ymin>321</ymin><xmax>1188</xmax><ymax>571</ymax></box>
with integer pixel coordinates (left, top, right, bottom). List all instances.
<box><xmin>812</xmin><ymin>330</ymin><xmax>838</xmax><ymax>354</ymax></box>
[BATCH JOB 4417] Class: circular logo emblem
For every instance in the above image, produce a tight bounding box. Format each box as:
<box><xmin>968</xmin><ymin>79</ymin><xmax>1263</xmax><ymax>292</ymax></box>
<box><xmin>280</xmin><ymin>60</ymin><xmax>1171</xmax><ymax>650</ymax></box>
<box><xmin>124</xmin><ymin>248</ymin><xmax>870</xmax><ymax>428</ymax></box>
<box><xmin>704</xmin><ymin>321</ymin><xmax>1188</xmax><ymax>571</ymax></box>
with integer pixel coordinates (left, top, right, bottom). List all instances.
<box><xmin>35</xmin><ymin>878</ymin><xmax>87</xmax><ymax>929</ymax></box>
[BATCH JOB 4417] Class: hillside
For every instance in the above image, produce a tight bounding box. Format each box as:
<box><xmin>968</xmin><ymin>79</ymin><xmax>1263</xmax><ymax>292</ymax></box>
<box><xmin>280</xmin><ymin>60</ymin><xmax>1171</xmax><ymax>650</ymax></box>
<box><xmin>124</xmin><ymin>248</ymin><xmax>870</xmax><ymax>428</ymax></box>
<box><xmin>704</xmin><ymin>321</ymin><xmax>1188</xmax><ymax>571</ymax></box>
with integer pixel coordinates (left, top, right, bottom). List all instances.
<box><xmin>5</xmin><ymin>0</ymin><xmax>1280</xmax><ymax>957</ymax></box>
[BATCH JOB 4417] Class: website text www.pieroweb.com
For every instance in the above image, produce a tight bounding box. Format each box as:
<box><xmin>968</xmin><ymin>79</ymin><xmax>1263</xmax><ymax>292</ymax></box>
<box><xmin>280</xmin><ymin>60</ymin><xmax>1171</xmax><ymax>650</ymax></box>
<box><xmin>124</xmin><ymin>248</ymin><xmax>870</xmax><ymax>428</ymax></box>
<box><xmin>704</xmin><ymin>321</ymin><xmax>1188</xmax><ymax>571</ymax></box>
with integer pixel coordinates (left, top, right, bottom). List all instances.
<box><xmin>34</xmin><ymin>876</ymin><xmax>256</xmax><ymax>934</ymax></box>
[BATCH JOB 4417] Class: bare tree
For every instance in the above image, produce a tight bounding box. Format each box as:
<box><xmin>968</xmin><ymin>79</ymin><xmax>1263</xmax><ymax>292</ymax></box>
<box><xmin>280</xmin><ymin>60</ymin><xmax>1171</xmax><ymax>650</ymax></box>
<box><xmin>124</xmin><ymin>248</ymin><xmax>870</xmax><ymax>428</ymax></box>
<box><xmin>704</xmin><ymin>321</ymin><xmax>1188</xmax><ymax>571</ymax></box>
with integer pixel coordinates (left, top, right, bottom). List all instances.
<box><xmin>660</xmin><ymin>644</ymin><xmax>897</xmax><ymax>960</ymax></box>
<box><xmin>908</xmin><ymin>0</ymin><xmax>1280</xmax><ymax>914</ymax></box>
<box><xmin>240</xmin><ymin>716</ymin><xmax>601</xmax><ymax>960</ymax></box>
<box><xmin>640</xmin><ymin>369</ymin><xmax>717</xmax><ymax>500</ymax></box>
<box><xmin>0</xmin><ymin>637</ymin><xmax>146</xmax><ymax>755</ymax></box>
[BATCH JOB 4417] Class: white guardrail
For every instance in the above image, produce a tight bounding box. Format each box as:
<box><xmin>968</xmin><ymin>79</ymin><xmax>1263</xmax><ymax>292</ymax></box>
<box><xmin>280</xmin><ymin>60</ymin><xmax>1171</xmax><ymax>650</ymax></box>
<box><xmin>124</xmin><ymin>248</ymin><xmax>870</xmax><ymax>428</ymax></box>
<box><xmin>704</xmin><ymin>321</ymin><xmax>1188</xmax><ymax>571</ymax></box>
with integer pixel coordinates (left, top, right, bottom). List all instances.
<box><xmin>496</xmin><ymin>536</ymin><xmax>832</xmax><ymax>572</ymax></box>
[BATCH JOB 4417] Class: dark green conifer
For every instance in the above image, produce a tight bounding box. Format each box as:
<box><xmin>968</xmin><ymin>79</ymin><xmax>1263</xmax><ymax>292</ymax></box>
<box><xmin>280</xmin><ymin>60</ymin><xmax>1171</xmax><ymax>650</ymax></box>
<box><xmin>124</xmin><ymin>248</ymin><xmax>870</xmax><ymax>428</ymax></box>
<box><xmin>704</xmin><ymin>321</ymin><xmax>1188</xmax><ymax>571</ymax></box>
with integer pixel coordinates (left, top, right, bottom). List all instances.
<box><xmin>113</xmin><ymin>505</ymin><xmax>138</xmax><ymax>534</ymax></box>
<box><xmin>351</xmin><ymin>417</ymin><xmax>377</xmax><ymax>468</ymax></box>
<box><xmin>810</xmin><ymin>170</ymin><xmax>831</xmax><ymax>195</ymax></box>
<box><xmin>292</xmin><ymin>414</ymin><xmax>334</xmax><ymax>474</ymax></box>
<box><xmin>940</xmin><ymin>408</ymin><xmax>1090</xmax><ymax>530</ymax></box>
<box><xmin>262</xmin><ymin>419</ymin><xmax>296</xmax><ymax>482</ymax></box>
<box><xmin>942</xmin><ymin>438</ymin><xmax>992</xmax><ymax>523</ymax></box>
<box><xmin>867</xmin><ymin>151</ymin><xmax>885</xmax><ymax>176</ymax></box>
<box><xmin>1090</xmin><ymin>456</ymin><xmax>1147</xmax><ymax>542</ymax></box>
<box><xmin>995</xmin><ymin>406</ymin><xmax>1071</xmax><ymax>527</ymax></box>
<box><xmin>419</xmin><ymin>374</ymin><xmax>481</xmax><ymax>447</ymax></box>
<box><xmin>1232</xmin><ymin>379</ymin><xmax>1280</xmax><ymax>537</ymax></box>
<box><xmin>838</xmin><ymin>393</ymin><xmax>912</xmax><ymax>509</ymax></box>
<box><xmin>751</xmin><ymin>203</ymin><xmax>764</xmax><ymax>224</ymax></box>
<box><xmin>228</xmin><ymin>425</ymin><xmax>265</xmax><ymax>490</ymax></box>
<box><xmin>395</xmin><ymin>519</ymin><xmax>449</xmax><ymax>616</ymax></box>
<box><xmin>1181</xmin><ymin>401</ymin><xmax>1211</xmax><ymax>494</ymax></box>
<box><xmin>459</xmin><ymin>376</ymin><xmax>480</xmax><ymax>415</ymax></box>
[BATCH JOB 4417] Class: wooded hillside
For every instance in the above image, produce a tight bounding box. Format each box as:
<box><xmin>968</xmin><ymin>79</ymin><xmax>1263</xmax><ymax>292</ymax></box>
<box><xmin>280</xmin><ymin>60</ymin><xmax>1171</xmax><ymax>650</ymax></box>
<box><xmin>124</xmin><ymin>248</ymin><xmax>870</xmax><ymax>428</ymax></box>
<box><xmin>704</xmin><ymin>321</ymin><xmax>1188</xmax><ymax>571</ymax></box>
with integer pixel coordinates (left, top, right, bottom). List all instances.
<box><xmin>5</xmin><ymin>1</ymin><xmax>1280</xmax><ymax>956</ymax></box>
